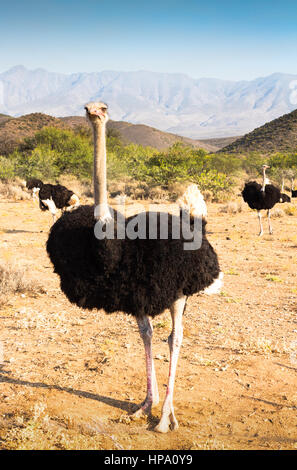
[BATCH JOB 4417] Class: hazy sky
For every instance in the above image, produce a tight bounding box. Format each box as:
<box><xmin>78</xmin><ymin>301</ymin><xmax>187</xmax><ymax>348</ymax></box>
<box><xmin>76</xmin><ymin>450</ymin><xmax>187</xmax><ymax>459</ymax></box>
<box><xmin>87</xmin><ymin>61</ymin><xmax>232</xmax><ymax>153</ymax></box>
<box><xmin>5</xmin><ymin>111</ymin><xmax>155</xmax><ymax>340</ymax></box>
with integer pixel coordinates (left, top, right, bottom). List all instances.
<box><xmin>1</xmin><ymin>0</ymin><xmax>297</xmax><ymax>80</ymax></box>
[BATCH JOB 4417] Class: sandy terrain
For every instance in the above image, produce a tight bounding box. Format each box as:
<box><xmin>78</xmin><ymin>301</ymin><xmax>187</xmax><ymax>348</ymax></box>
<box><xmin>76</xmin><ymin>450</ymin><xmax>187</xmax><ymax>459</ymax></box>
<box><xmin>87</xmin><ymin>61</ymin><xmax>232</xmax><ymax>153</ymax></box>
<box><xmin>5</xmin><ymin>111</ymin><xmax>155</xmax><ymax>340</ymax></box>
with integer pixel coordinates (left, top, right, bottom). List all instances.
<box><xmin>0</xmin><ymin>196</ymin><xmax>296</xmax><ymax>450</ymax></box>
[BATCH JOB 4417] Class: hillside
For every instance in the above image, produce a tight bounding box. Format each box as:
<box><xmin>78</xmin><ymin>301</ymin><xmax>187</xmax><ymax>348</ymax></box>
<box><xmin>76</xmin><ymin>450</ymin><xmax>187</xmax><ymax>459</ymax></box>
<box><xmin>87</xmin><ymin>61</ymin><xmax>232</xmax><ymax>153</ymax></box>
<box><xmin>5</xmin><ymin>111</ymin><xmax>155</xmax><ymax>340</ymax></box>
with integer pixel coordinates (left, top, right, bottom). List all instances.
<box><xmin>0</xmin><ymin>113</ymin><xmax>12</xmax><ymax>125</ymax></box>
<box><xmin>200</xmin><ymin>136</ymin><xmax>240</xmax><ymax>149</ymax></box>
<box><xmin>0</xmin><ymin>112</ymin><xmax>218</xmax><ymax>156</ymax></box>
<box><xmin>0</xmin><ymin>113</ymin><xmax>69</xmax><ymax>155</ymax></box>
<box><xmin>61</xmin><ymin>116</ymin><xmax>217</xmax><ymax>151</ymax></box>
<box><xmin>220</xmin><ymin>108</ymin><xmax>297</xmax><ymax>154</ymax></box>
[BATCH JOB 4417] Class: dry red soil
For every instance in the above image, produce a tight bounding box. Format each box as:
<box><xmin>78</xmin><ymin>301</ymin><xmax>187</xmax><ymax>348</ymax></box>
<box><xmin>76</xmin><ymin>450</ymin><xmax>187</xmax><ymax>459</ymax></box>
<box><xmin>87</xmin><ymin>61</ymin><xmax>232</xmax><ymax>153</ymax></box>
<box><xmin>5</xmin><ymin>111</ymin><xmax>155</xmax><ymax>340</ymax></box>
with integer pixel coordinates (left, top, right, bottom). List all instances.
<box><xmin>0</xmin><ymin>197</ymin><xmax>296</xmax><ymax>450</ymax></box>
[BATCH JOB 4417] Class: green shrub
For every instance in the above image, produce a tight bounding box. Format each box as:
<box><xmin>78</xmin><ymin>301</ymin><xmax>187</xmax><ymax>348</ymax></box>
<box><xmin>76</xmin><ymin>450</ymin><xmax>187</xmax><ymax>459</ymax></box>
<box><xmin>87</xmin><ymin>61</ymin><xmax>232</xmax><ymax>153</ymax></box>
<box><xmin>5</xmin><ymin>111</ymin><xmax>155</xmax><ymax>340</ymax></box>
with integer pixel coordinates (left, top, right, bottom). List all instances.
<box><xmin>0</xmin><ymin>156</ymin><xmax>15</xmax><ymax>180</ymax></box>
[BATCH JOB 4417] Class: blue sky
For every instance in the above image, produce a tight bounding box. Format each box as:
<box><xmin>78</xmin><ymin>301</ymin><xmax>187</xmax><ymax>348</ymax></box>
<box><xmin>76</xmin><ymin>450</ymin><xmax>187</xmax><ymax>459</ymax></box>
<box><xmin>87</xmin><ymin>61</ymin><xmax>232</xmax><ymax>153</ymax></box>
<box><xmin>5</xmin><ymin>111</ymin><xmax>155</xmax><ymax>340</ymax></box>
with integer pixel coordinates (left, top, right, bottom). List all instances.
<box><xmin>1</xmin><ymin>0</ymin><xmax>297</xmax><ymax>80</ymax></box>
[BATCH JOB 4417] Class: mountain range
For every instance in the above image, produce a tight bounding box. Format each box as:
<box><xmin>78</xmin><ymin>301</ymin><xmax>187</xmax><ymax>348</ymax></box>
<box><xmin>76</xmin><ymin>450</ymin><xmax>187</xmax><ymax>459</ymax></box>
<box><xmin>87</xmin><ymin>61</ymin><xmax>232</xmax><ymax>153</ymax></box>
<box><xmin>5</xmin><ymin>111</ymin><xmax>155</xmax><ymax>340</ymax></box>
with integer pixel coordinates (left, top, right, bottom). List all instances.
<box><xmin>0</xmin><ymin>65</ymin><xmax>296</xmax><ymax>139</ymax></box>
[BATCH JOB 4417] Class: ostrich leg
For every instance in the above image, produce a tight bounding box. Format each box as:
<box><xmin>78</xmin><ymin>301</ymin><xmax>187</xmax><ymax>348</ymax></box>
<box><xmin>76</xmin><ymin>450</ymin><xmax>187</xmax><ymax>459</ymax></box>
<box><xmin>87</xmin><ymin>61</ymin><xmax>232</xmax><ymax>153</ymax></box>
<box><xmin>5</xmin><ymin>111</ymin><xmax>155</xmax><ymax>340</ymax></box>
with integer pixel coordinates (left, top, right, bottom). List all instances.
<box><xmin>155</xmin><ymin>293</ymin><xmax>186</xmax><ymax>433</ymax></box>
<box><xmin>132</xmin><ymin>316</ymin><xmax>159</xmax><ymax>418</ymax></box>
<box><xmin>267</xmin><ymin>209</ymin><xmax>273</xmax><ymax>234</ymax></box>
<box><xmin>257</xmin><ymin>211</ymin><xmax>263</xmax><ymax>236</ymax></box>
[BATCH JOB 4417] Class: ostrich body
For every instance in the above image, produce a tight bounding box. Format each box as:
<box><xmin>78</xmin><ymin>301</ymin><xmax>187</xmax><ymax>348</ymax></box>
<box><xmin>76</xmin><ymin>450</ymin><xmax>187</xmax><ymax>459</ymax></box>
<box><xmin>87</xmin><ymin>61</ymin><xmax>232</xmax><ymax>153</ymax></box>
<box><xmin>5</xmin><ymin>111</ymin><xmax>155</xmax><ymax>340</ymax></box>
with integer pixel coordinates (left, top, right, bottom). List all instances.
<box><xmin>25</xmin><ymin>178</ymin><xmax>43</xmax><ymax>199</ymax></box>
<box><xmin>39</xmin><ymin>183</ymin><xmax>80</xmax><ymax>223</ymax></box>
<box><xmin>280</xmin><ymin>193</ymin><xmax>291</xmax><ymax>203</ymax></box>
<box><xmin>46</xmin><ymin>102</ymin><xmax>222</xmax><ymax>433</ymax></box>
<box><xmin>242</xmin><ymin>165</ymin><xmax>289</xmax><ymax>236</ymax></box>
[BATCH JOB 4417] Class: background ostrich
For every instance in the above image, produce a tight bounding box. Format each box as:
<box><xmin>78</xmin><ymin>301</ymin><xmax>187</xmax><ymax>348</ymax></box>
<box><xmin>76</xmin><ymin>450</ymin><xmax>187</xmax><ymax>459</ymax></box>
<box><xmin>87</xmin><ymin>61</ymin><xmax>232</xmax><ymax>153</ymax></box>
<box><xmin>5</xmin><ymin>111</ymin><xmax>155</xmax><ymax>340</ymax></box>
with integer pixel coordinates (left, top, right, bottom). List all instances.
<box><xmin>46</xmin><ymin>101</ymin><xmax>223</xmax><ymax>433</ymax></box>
<box><xmin>25</xmin><ymin>178</ymin><xmax>43</xmax><ymax>199</ymax></box>
<box><xmin>39</xmin><ymin>183</ymin><xmax>80</xmax><ymax>224</ymax></box>
<box><xmin>242</xmin><ymin>165</ymin><xmax>289</xmax><ymax>236</ymax></box>
<box><xmin>291</xmin><ymin>179</ymin><xmax>297</xmax><ymax>198</ymax></box>
<box><xmin>280</xmin><ymin>178</ymin><xmax>291</xmax><ymax>203</ymax></box>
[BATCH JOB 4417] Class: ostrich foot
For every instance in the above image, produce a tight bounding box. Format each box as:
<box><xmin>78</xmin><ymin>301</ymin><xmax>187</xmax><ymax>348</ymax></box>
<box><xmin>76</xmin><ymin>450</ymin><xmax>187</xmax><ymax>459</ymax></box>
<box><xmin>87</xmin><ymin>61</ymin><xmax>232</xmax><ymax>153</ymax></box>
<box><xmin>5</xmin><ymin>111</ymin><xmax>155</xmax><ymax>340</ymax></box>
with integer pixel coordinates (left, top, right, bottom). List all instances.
<box><xmin>258</xmin><ymin>231</ymin><xmax>263</xmax><ymax>237</ymax></box>
<box><xmin>130</xmin><ymin>396</ymin><xmax>159</xmax><ymax>419</ymax></box>
<box><xmin>154</xmin><ymin>410</ymin><xmax>178</xmax><ymax>433</ymax></box>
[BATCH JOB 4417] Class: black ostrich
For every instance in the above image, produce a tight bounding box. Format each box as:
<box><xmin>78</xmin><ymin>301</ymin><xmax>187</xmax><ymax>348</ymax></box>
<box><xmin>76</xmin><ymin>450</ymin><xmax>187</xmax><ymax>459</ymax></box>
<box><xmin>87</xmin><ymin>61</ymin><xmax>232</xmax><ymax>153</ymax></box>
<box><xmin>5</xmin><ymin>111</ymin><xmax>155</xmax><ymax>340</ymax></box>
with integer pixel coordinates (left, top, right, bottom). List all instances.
<box><xmin>25</xmin><ymin>178</ymin><xmax>44</xmax><ymax>199</ymax></box>
<box><xmin>38</xmin><ymin>183</ymin><xmax>80</xmax><ymax>224</ymax></box>
<box><xmin>242</xmin><ymin>165</ymin><xmax>290</xmax><ymax>236</ymax></box>
<box><xmin>46</xmin><ymin>102</ymin><xmax>223</xmax><ymax>433</ymax></box>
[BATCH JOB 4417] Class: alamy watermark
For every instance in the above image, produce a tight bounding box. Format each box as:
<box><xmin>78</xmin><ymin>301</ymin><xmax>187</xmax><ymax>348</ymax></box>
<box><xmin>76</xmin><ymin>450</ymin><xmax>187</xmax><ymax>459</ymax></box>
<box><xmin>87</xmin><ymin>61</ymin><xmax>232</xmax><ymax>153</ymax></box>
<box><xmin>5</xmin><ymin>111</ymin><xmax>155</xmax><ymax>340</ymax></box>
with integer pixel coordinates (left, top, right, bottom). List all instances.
<box><xmin>93</xmin><ymin>202</ymin><xmax>203</xmax><ymax>250</ymax></box>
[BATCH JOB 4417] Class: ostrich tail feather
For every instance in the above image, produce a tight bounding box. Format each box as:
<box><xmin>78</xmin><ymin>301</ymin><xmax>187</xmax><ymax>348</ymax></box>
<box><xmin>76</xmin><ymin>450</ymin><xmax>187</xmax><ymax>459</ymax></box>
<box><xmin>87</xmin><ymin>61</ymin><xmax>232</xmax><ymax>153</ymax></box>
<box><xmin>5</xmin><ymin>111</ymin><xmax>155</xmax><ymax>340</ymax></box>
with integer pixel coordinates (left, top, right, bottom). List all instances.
<box><xmin>177</xmin><ymin>184</ymin><xmax>207</xmax><ymax>218</ymax></box>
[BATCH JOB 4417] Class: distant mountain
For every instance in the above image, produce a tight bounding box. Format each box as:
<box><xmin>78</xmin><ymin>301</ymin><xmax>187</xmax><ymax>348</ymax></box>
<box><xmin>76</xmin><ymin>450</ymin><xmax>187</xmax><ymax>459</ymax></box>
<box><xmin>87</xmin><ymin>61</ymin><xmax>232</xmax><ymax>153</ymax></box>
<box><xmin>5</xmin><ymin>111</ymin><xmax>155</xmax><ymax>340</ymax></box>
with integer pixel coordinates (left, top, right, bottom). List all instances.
<box><xmin>0</xmin><ymin>66</ymin><xmax>297</xmax><ymax>138</ymax></box>
<box><xmin>0</xmin><ymin>112</ymin><xmax>216</xmax><ymax>156</ymax></box>
<box><xmin>219</xmin><ymin>108</ymin><xmax>297</xmax><ymax>154</ymax></box>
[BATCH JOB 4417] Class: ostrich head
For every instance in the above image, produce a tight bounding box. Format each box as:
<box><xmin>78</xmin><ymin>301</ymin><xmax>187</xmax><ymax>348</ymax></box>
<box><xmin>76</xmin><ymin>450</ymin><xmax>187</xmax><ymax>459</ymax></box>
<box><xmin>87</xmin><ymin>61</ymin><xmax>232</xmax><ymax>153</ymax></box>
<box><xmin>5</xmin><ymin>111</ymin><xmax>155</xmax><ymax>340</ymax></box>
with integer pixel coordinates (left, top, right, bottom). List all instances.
<box><xmin>85</xmin><ymin>102</ymin><xmax>109</xmax><ymax>126</ymax></box>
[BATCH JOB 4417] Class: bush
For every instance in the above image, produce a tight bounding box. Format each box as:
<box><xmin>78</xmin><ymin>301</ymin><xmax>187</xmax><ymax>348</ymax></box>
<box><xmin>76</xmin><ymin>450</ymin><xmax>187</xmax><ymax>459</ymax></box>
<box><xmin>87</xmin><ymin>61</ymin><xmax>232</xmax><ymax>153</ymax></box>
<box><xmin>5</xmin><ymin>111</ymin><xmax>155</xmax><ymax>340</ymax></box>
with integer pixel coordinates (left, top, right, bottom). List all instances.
<box><xmin>284</xmin><ymin>205</ymin><xmax>297</xmax><ymax>216</ymax></box>
<box><xmin>0</xmin><ymin>156</ymin><xmax>15</xmax><ymax>181</ymax></box>
<box><xmin>0</xmin><ymin>262</ymin><xmax>44</xmax><ymax>306</ymax></box>
<box><xmin>219</xmin><ymin>202</ymin><xmax>242</xmax><ymax>214</ymax></box>
<box><xmin>0</xmin><ymin>180</ymin><xmax>30</xmax><ymax>201</ymax></box>
<box><xmin>16</xmin><ymin>127</ymin><xmax>93</xmax><ymax>179</ymax></box>
<box><xmin>7</xmin><ymin>125</ymin><xmax>297</xmax><ymax>202</ymax></box>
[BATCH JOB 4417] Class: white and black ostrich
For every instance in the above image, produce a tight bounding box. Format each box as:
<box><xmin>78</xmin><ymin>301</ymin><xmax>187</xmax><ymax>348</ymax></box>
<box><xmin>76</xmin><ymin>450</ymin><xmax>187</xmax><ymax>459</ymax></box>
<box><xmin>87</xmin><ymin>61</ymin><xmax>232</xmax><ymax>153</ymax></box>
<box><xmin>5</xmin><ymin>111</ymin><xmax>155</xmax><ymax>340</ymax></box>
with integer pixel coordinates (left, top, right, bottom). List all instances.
<box><xmin>242</xmin><ymin>165</ymin><xmax>290</xmax><ymax>236</ymax></box>
<box><xmin>46</xmin><ymin>102</ymin><xmax>223</xmax><ymax>433</ymax></box>
<box><xmin>38</xmin><ymin>183</ymin><xmax>80</xmax><ymax>224</ymax></box>
<box><xmin>25</xmin><ymin>178</ymin><xmax>44</xmax><ymax>199</ymax></box>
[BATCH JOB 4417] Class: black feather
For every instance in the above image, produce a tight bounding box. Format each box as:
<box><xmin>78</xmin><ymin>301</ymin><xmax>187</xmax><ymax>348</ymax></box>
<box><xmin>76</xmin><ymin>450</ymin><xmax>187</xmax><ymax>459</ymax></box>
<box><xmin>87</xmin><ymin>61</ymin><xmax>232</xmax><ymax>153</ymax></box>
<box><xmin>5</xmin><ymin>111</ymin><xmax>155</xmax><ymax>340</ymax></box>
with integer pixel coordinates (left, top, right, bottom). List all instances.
<box><xmin>26</xmin><ymin>178</ymin><xmax>43</xmax><ymax>190</ymax></box>
<box><xmin>46</xmin><ymin>206</ymin><xmax>220</xmax><ymax>318</ymax></box>
<box><xmin>39</xmin><ymin>184</ymin><xmax>75</xmax><ymax>210</ymax></box>
<box><xmin>242</xmin><ymin>181</ymin><xmax>281</xmax><ymax>210</ymax></box>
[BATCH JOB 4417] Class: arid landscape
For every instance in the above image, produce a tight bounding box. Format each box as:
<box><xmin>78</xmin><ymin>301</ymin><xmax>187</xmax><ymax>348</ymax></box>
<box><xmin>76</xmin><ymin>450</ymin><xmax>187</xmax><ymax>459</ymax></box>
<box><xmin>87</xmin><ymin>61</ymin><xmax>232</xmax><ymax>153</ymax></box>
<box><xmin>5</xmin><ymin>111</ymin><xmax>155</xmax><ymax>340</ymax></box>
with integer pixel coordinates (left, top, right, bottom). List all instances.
<box><xmin>0</xmin><ymin>194</ymin><xmax>296</xmax><ymax>450</ymax></box>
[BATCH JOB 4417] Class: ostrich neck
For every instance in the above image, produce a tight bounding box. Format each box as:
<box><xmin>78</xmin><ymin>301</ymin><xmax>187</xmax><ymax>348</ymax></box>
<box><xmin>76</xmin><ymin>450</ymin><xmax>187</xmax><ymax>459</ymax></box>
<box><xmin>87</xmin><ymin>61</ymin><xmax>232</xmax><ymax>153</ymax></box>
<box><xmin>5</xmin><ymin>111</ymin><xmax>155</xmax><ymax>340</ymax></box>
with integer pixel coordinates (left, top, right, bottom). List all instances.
<box><xmin>262</xmin><ymin>168</ymin><xmax>267</xmax><ymax>191</ymax></box>
<box><xmin>93</xmin><ymin>122</ymin><xmax>109</xmax><ymax>220</ymax></box>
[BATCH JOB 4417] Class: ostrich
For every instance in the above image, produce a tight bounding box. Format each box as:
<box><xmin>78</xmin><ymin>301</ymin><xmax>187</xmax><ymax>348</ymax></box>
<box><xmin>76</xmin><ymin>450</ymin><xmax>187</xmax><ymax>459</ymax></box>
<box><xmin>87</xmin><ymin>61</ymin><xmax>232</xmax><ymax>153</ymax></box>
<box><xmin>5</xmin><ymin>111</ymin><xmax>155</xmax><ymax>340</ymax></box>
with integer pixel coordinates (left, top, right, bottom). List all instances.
<box><xmin>279</xmin><ymin>178</ymin><xmax>291</xmax><ymax>203</ymax></box>
<box><xmin>46</xmin><ymin>102</ymin><xmax>223</xmax><ymax>433</ymax></box>
<box><xmin>242</xmin><ymin>165</ymin><xmax>289</xmax><ymax>236</ymax></box>
<box><xmin>25</xmin><ymin>178</ymin><xmax>44</xmax><ymax>199</ymax></box>
<box><xmin>38</xmin><ymin>183</ymin><xmax>80</xmax><ymax>224</ymax></box>
<box><xmin>291</xmin><ymin>179</ymin><xmax>297</xmax><ymax>198</ymax></box>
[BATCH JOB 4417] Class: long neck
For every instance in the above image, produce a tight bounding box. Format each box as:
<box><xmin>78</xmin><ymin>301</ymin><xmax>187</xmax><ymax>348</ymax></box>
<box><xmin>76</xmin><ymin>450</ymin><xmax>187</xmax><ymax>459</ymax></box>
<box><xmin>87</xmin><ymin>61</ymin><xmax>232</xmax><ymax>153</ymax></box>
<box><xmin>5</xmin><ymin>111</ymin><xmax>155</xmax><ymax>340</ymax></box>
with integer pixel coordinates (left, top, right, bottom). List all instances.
<box><xmin>262</xmin><ymin>168</ymin><xmax>268</xmax><ymax>191</ymax></box>
<box><xmin>93</xmin><ymin>122</ymin><xmax>110</xmax><ymax>220</ymax></box>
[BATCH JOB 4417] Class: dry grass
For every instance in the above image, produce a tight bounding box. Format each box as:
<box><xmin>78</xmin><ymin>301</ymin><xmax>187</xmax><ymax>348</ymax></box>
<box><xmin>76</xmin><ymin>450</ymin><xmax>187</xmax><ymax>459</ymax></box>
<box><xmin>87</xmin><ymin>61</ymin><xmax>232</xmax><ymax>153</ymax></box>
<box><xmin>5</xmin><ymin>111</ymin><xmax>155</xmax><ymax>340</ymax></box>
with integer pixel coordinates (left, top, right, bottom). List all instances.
<box><xmin>283</xmin><ymin>204</ymin><xmax>297</xmax><ymax>216</ymax></box>
<box><xmin>219</xmin><ymin>201</ymin><xmax>242</xmax><ymax>214</ymax></box>
<box><xmin>2</xmin><ymin>403</ymin><xmax>121</xmax><ymax>450</ymax></box>
<box><xmin>0</xmin><ymin>262</ymin><xmax>45</xmax><ymax>306</ymax></box>
<box><xmin>271</xmin><ymin>208</ymin><xmax>285</xmax><ymax>218</ymax></box>
<box><xmin>0</xmin><ymin>181</ymin><xmax>31</xmax><ymax>201</ymax></box>
<box><xmin>57</xmin><ymin>175</ymin><xmax>92</xmax><ymax>200</ymax></box>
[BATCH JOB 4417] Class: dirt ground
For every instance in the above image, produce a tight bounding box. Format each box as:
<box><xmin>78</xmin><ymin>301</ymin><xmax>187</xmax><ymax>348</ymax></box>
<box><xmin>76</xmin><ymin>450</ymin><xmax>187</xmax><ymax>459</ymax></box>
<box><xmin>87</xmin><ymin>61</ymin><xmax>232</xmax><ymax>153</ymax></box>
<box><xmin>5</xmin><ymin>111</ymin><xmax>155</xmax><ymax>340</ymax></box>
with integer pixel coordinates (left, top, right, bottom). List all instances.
<box><xmin>0</xmin><ymin>196</ymin><xmax>296</xmax><ymax>450</ymax></box>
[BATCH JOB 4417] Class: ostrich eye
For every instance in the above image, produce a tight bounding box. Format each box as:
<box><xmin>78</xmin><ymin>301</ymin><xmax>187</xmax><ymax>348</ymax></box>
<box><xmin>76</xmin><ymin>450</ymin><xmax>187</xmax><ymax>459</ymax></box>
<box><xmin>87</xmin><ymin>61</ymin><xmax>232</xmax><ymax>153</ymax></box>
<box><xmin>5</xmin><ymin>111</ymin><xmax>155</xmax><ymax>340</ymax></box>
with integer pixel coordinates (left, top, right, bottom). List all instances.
<box><xmin>101</xmin><ymin>107</ymin><xmax>107</xmax><ymax>112</ymax></box>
